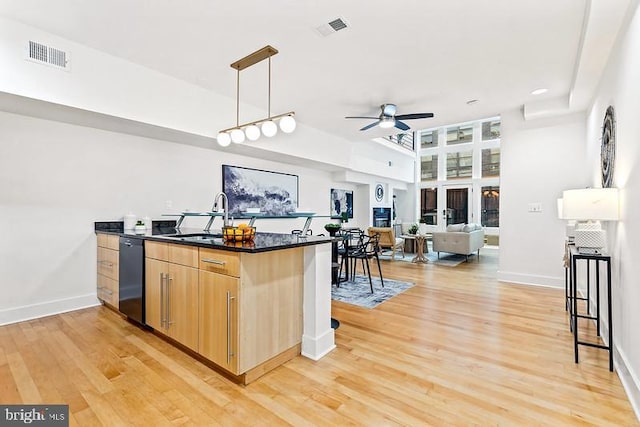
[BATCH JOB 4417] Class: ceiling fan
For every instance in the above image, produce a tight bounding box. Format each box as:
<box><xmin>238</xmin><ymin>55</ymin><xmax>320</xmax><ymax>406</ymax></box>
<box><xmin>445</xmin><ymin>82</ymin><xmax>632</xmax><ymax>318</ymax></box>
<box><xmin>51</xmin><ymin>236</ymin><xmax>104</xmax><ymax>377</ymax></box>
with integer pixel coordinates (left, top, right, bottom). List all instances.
<box><xmin>345</xmin><ymin>103</ymin><xmax>434</xmax><ymax>131</ymax></box>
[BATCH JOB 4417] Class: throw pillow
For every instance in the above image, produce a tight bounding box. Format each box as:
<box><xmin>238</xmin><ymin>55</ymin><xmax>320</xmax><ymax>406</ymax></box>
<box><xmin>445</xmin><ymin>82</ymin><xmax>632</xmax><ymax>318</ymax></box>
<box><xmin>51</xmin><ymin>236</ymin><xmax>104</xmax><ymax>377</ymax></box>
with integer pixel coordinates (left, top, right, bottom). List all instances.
<box><xmin>447</xmin><ymin>223</ymin><xmax>465</xmax><ymax>232</ymax></box>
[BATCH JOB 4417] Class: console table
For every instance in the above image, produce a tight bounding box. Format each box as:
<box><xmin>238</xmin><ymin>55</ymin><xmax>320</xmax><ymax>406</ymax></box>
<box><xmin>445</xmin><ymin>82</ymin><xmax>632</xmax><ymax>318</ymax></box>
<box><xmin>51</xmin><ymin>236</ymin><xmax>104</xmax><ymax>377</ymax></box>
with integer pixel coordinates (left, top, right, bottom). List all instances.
<box><xmin>568</xmin><ymin>245</ymin><xmax>613</xmax><ymax>371</ymax></box>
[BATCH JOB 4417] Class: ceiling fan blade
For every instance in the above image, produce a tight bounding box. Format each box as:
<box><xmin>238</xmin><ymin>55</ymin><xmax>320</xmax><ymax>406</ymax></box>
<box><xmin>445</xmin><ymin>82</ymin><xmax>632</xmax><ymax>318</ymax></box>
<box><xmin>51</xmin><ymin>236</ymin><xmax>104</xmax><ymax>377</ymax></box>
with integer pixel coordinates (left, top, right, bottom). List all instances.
<box><xmin>360</xmin><ymin>121</ymin><xmax>381</xmax><ymax>131</ymax></box>
<box><xmin>345</xmin><ymin>116</ymin><xmax>379</xmax><ymax>120</ymax></box>
<box><xmin>382</xmin><ymin>103</ymin><xmax>397</xmax><ymax>116</ymax></box>
<box><xmin>394</xmin><ymin>113</ymin><xmax>434</xmax><ymax>120</ymax></box>
<box><xmin>394</xmin><ymin>120</ymin><xmax>410</xmax><ymax>131</ymax></box>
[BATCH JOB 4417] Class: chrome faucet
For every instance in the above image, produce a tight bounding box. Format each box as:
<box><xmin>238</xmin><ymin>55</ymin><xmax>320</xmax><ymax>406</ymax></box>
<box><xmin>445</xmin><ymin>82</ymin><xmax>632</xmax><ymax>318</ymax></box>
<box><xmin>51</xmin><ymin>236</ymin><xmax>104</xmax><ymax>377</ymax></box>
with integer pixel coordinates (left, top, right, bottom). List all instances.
<box><xmin>212</xmin><ymin>192</ymin><xmax>230</xmax><ymax>227</ymax></box>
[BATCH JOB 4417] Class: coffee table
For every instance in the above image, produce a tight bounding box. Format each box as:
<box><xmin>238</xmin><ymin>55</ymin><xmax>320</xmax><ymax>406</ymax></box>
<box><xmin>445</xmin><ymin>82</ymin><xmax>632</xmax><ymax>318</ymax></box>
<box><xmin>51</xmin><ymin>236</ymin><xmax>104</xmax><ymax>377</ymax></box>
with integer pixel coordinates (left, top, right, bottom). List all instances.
<box><xmin>401</xmin><ymin>234</ymin><xmax>429</xmax><ymax>263</ymax></box>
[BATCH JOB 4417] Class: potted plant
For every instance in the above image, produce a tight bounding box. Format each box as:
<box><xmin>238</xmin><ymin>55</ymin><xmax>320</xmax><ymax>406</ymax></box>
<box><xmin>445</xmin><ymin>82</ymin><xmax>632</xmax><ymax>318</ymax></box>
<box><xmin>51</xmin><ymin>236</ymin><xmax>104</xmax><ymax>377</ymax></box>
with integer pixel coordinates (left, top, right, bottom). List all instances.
<box><xmin>134</xmin><ymin>220</ymin><xmax>146</xmax><ymax>234</ymax></box>
<box><xmin>408</xmin><ymin>223</ymin><xmax>418</xmax><ymax>235</ymax></box>
<box><xmin>324</xmin><ymin>223</ymin><xmax>342</xmax><ymax>236</ymax></box>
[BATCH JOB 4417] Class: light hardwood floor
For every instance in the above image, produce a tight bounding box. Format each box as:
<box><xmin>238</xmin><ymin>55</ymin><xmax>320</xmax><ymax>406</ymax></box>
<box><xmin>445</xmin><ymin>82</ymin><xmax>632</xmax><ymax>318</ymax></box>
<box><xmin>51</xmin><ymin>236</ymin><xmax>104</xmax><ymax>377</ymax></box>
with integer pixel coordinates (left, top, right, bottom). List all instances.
<box><xmin>1</xmin><ymin>248</ymin><xmax>637</xmax><ymax>426</ymax></box>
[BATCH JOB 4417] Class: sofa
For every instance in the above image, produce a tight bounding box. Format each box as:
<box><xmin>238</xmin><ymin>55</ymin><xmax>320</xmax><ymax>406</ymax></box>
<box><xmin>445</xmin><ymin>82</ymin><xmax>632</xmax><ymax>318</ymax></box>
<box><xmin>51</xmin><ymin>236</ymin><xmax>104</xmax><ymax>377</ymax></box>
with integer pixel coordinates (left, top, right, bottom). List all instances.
<box><xmin>432</xmin><ymin>223</ymin><xmax>484</xmax><ymax>261</ymax></box>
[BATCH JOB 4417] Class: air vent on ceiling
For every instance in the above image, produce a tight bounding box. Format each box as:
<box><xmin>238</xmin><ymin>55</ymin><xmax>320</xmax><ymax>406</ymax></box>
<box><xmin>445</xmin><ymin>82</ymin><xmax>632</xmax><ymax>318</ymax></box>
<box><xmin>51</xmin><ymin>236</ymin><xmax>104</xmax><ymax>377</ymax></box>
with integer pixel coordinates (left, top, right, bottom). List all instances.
<box><xmin>26</xmin><ymin>40</ymin><xmax>69</xmax><ymax>70</ymax></box>
<box><xmin>315</xmin><ymin>18</ymin><xmax>349</xmax><ymax>37</ymax></box>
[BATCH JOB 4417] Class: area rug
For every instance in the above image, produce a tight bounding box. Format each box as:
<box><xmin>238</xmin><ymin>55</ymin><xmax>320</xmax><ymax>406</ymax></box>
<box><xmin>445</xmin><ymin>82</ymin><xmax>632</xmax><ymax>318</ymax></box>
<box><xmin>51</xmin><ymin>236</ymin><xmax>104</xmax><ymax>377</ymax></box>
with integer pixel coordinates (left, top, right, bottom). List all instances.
<box><xmin>378</xmin><ymin>251</ymin><xmax>469</xmax><ymax>267</ymax></box>
<box><xmin>332</xmin><ymin>275</ymin><xmax>415</xmax><ymax>309</ymax></box>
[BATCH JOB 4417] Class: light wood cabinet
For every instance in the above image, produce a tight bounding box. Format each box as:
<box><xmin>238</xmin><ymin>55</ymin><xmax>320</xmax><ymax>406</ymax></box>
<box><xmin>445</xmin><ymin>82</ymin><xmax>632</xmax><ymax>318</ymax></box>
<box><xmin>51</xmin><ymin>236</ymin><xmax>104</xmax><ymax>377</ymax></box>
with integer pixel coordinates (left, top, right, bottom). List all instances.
<box><xmin>198</xmin><ymin>247</ymin><xmax>304</xmax><ymax>376</ymax></box>
<box><xmin>144</xmin><ymin>239</ymin><xmax>304</xmax><ymax>382</ymax></box>
<box><xmin>96</xmin><ymin>233</ymin><xmax>119</xmax><ymax>309</ymax></box>
<box><xmin>145</xmin><ymin>241</ymin><xmax>199</xmax><ymax>351</ymax></box>
<box><xmin>199</xmin><ymin>270</ymin><xmax>239</xmax><ymax>373</ymax></box>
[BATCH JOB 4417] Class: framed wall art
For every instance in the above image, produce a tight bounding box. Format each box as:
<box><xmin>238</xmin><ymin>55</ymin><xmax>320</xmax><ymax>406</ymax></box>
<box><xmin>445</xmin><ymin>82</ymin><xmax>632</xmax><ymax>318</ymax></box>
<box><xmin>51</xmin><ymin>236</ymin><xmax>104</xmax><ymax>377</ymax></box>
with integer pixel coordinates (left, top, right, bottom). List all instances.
<box><xmin>222</xmin><ymin>165</ymin><xmax>298</xmax><ymax>216</ymax></box>
<box><xmin>330</xmin><ymin>188</ymin><xmax>353</xmax><ymax>218</ymax></box>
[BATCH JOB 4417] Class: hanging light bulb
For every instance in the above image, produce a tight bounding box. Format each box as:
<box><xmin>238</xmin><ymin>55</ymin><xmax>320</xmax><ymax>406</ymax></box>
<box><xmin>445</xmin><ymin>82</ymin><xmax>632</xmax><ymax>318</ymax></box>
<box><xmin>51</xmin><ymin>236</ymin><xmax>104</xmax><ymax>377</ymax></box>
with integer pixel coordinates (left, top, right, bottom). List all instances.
<box><xmin>279</xmin><ymin>115</ymin><xmax>296</xmax><ymax>133</ymax></box>
<box><xmin>245</xmin><ymin>125</ymin><xmax>261</xmax><ymax>141</ymax></box>
<box><xmin>217</xmin><ymin>132</ymin><xmax>231</xmax><ymax>147</ymax></box>
<box><xmin>230</xmin><ymin>128</ymin><xmax>245</xmax><ymax>143</ymax></box>
<box><xmin>261</xmin><ymin>120</ymin><xmax>277</xmax><ymax>137</ymax></box>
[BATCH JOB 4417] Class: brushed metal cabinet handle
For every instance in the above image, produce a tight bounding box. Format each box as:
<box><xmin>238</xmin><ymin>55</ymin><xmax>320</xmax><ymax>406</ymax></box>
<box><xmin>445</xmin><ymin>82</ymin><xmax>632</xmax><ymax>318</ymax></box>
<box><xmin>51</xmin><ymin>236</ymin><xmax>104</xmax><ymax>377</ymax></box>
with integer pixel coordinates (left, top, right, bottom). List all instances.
<box><xmin>202</xmin><ymin>258</ymin><xmax>226</xmax><ymax>266</ymax></box>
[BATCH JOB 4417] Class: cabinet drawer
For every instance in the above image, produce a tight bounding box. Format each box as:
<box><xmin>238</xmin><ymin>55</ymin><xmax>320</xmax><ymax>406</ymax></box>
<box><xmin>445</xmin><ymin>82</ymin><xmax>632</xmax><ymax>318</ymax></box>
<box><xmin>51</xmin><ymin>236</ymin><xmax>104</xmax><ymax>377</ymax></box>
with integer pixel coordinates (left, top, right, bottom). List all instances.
<box><xmin>169</xmin><ymin>244</ymin><xmax>199</xmax><ymax>268</ymax></box>
<box><xmin>97</xmin><ymin>273</ymin><xmax>119</xmax><ymax>308</ymax></box>
<box><xmin>97</xmin><ymin>233</ymin><xmax>119</xmax><ymax>250</ymax></box>
<box><xmin>146</xmin><ymin>241</ymin><xmax>168</xmax><ymax>261</ymax></box>
<box><xmin>97</xmin><ymin>247</ymin><xmax>119</xmax><ymax>280</ymax></box>
<box><xmin>199</xmin><ymin>248</ymin><xmax>240</xmax><ymax>277</ymax></box>
<box><xmin>146</xmin><ymin>241</ymin><xmax>198</xmax><ymax>267</ymax></box>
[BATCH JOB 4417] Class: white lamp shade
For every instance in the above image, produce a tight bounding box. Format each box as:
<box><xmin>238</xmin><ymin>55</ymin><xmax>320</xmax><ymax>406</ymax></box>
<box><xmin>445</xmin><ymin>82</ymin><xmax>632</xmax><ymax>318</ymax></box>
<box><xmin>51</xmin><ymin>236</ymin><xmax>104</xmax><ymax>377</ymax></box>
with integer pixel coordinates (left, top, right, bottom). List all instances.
<box><xmin>261</xmin><ymin>120</ymin><xmax>277</xmax><ymax>137</ymax></box>
<box><xmin>279</xmin><ymin>115</ymin><xmax>296</xmax><ymax>133</ymax></box>
<box><xmin>230</xmin><ymin>128</ymin><xmax>245</xmax><ymax>143</ymax></box>
<box><xmin>216</xmin><ymin>132</ymin><xmax>231</xmax><ymax>147</ymax></box>
<box><xmin>245</xmin><ymin>125</ymin><xmax>261</xmax><ymax>141</ymax></box>
<box><xmin>562</xmin><ymin>188</ymin><xmax>619</xmax><ymax>221</ymax></box>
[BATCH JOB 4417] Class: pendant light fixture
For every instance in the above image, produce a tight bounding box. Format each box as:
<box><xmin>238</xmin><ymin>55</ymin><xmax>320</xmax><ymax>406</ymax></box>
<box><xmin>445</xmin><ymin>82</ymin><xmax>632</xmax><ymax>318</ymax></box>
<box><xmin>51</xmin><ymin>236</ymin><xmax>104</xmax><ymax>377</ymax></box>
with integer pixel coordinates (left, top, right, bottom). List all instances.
<box><xmin>216</xmin><ymin>45</ymin><xmax>296</xmax><ymax>146</ymax></box>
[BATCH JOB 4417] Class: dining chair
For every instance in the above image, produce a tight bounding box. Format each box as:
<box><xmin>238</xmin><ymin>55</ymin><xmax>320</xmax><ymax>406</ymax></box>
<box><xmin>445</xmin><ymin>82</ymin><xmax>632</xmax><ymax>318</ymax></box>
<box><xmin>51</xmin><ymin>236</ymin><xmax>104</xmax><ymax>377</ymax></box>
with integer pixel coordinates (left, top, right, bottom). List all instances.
<box><xmin>349</xmin><ymin>233</ymin><xmax>384</xmax><ymax>293</ymax></box>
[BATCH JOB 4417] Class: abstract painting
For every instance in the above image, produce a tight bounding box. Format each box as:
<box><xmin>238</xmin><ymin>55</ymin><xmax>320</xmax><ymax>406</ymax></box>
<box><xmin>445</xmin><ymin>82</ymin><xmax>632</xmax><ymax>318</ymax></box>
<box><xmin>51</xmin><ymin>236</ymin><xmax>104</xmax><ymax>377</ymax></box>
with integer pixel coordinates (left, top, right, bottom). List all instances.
<box><xmin>330</xmin><ymin>188</ymin><xmax>353</xmax><ymax>218</ymax></box>
<box><xmin>222</xmin><ymin>165</ymin><xmax>298</xmax><ymax>216</ymax></box>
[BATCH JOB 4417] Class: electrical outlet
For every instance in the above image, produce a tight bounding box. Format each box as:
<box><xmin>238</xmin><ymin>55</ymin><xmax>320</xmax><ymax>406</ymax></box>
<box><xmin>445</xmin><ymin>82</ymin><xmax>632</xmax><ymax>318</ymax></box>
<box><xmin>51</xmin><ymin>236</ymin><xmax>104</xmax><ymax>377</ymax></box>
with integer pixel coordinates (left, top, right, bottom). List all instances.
<box><xmin>165</xmin><ymin>200</ymin><xmax>173</xmax><ymax>209</ymax></box>
<box><xmin>528</xmin><ymin>203</ymin><xmax>542</xmax><ymax>213</ymax></box>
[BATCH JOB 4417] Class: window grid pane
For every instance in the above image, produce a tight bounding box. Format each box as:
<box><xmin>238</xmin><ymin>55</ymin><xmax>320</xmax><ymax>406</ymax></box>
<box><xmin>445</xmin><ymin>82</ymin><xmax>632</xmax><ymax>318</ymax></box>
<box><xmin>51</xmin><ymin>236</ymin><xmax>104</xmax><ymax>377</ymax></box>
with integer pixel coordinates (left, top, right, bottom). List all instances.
<box><xmin>482</xmin><ymin>120</ymin><xmax>501</xmax><ymax>140</ymax></box>
<box><xmin>420</xmin><ymin>154</ymin><xmax>438</xmax><ymax>181</ymax></box>
<box><xmin>420</xmin><ymin>188</ymin><xmax>438</xmax><ymax>225</ymax></box>
<box><xmin>446</xmin><ymin>151</ymin><xmax>472</xmax><ymax>179</ymax></box>
<box><xmin>446</xmin><ymin>124</ymin><xmax>473</xmax><ymax>145</ymax></box>
<box><xmin>481</xmin><ymin>186</ymin><xmax>500</xmax><ymax>227</ymax></box>
<box><xmin>420</xmin><ymin>130</ymin><xmax>438</xmax><ymax>149</ymax></box>
<box><xmin>482</xmin><ymin>148</ymin><xmax>500</xmax><ymax>177</ymax></box>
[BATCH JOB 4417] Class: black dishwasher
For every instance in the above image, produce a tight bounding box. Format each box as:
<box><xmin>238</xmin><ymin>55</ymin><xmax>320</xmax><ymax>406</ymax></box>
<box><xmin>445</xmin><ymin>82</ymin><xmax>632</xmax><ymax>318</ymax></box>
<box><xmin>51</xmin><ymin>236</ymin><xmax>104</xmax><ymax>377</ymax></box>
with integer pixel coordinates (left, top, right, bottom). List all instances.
<box><xmin>119</xmin><ymin>236</ymin><xmax>145</xmax><ymax>325</ymax></box>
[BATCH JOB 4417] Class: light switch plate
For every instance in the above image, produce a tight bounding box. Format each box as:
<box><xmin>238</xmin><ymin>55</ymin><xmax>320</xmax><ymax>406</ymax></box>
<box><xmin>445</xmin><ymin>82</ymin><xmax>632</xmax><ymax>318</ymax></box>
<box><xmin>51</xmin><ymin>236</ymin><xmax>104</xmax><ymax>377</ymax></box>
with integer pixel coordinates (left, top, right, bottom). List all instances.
<box><xmin>528</xmin><ymin>202</ymin><xmax>542</xmax><ymax>213</ymax></box>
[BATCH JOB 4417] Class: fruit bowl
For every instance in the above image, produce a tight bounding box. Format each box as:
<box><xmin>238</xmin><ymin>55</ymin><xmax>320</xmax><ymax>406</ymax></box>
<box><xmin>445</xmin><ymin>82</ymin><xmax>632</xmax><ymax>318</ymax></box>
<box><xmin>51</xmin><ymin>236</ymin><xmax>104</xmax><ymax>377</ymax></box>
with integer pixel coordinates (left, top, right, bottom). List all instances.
<box><xmin>222</xmin><ymin>225</ymin><xmax>256</xmax><ymax>242</ymax></box>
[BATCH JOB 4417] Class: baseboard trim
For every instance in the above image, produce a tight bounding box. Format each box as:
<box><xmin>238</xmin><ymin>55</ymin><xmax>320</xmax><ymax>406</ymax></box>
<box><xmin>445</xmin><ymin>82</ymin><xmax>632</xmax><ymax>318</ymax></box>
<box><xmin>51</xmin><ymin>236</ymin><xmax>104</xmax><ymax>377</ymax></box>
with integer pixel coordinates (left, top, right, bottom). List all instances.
<box><xmin>616</xmin><ymin>347</ymin><xmax>640</xmax><ymax>421</ymax></box>
<box><xmin>497</xmin><ymin>271</ymin><xmax>564</xmax><ymax>288</ymax></box>
<box><xmin>0</xmin><ymin>294</ymin><xmax>100</xmax><ymax>326</ymax></box>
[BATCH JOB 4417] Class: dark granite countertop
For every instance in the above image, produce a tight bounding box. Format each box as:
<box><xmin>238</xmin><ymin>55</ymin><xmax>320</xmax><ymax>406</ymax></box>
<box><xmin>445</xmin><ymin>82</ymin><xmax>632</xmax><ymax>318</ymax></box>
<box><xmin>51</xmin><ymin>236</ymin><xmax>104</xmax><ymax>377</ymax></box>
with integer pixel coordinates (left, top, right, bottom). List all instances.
<box><xmin>95</xmin><ymin>221</ymin><xmax>331</xmax><ymax>253</ymax></box>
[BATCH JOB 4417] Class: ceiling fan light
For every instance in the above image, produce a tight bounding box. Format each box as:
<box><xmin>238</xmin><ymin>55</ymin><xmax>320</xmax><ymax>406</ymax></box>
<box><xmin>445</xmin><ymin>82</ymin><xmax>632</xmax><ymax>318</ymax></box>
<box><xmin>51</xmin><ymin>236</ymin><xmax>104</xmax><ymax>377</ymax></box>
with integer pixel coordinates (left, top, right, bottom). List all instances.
<box><xmin>230</xmin><ymin>128</ymin><xmax>245</xmax><ymax>143</ymax></box>
<box><xmin>279</xmin><ymin>115</ymin><xmax>296</xmax><ymax>133</ymax></box>
<box><xmin>217</xmin><ymin>131</ymin><xmax>231</xmax><ymax>147</ymax></box>
<box><xmin>245</xmin><ymin>125</ymin><xmax>261</xmax><ymax>141</ymax></box>
<box><xmin>262</xmin><ymin>120</ymin><xmax>278</xmax><ymax>137</ymax></box>
<box><xmin>379</xmin><ymin>118</ymin><xmax>395</xmax><ymax>129</ymax></box>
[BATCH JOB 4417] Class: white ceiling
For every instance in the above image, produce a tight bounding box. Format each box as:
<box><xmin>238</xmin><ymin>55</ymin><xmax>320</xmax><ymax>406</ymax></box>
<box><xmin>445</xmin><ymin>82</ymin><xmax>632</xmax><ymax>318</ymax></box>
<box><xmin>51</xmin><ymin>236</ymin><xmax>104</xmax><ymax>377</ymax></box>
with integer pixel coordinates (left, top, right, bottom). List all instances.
<box><xmin>0</xmin><ymin>0</ymin><xmax>625</xmax><ymax>143</ymax></box>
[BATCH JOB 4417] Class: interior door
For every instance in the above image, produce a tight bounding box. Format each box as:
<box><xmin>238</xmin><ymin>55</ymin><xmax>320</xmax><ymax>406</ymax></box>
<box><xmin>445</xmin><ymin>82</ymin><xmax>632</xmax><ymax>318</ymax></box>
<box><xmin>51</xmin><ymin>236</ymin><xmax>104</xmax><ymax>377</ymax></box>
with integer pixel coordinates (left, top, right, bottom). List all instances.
<box><xmin>442</xmin><ymin>185</ymin><xmax>473</xmax><ymax>228</ymax></box>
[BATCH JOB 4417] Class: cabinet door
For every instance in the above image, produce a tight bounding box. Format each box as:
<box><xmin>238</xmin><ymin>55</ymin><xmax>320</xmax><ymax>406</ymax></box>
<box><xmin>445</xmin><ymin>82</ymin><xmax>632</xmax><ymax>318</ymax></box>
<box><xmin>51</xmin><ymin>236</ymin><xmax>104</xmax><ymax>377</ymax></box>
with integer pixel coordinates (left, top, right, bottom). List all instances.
<box><xmin>167</xmin><ymin>263</ymin><xmax>199</xmax><ymax>351</ymax></box>
<box><xmin>145</xmin><ymin>258</ymin><xmax>168</xmax><ymax>331</ymax></box>
<box><xmin>198</xmin><ymin>270</ymin><xmax>239</xmax><ymax>374</ymax></box>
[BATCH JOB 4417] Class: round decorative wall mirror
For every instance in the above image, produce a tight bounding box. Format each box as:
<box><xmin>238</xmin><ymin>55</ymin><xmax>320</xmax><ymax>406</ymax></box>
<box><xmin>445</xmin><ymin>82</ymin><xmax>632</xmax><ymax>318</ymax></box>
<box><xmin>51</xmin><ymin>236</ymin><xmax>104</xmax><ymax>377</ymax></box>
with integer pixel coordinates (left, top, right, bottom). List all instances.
<box><xmin>375</xmin><ymin>184</ymin><xmax>384</xmax><ymax>202</ymax></box>
<box><xmin>601</xmin><ymin>106</ymin><xmax>616</xmax><ymax>188</ymax></box>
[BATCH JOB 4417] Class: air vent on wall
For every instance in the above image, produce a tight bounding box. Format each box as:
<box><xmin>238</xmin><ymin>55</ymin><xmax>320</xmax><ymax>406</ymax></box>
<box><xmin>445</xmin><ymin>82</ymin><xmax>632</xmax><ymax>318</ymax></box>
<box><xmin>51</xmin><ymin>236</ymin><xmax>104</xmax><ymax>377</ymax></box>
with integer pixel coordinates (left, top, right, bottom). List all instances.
<box><xmin>26</xmin><ymin>40</ymin><xmax>69</xmax><ymax>70</ymax></box>
<box><xmin>315</xmin><ymin>18</ymin><xmax>349</xmax><ymax>37</ymax></box>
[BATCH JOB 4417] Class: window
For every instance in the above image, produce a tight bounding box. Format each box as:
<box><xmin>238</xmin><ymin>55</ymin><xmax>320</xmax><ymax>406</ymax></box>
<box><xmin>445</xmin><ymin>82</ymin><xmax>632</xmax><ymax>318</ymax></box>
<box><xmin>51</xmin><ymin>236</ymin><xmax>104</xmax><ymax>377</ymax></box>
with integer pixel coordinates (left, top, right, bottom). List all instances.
<box><xmin>446</xmin><ymin>151</ymin><xmax>472</xmax><ymax>178</ymax></box>
<box><xmin>481</xmin><ymin>148</ymin><xmax>500</xmax><ymax>177</ymax></box>
<box><xmin>482</xmin><ymin>120</ymin><xmax>501</xmax><ymax>140</ymax></box>
<box><xmin>481</xmin><ymin>186</ymin><xmax>500</xmax><ymax>227</ymax></box>
<box><xmin>420</xmin><ymin>154</ymin><xmax>438</xmax><ymax>181</ymax></box>
<box><xmin>446</xmin><ymin>124</ymin><xmax>473</xmax><ymax>145</ymax></box>
<box><xmin>420</xmin><ymin>129</ymin><xmax>438</xmax><ymax>149</ymax></box>
<box><xmin>420</xmin><ymin>188</ymin><xmax>438</xmax><ymax>225</ymax></box>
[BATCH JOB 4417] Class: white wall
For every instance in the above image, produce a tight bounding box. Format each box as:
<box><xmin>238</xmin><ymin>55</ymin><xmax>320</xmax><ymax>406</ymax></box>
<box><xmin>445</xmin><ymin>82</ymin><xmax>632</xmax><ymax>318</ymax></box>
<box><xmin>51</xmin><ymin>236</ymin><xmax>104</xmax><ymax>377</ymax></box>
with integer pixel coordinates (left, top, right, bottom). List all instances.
<box><xmin>584</xmin><ymin>0</ymin><xmax>640</xmax><ymax>415</ymax></box>
<box><xmin>0</xmin><ymin>111</ymin><xmax>362</xmax><ymax>325</ymax></box>
<box><xmin>498</xmin><ymin>110</ymin><xmax>589</xmax><ymax>287</ymax></box>
<box><xmin>0</xmin><ymin>16</ymin><xmax>415</xmax><ymax>183</ymax></box>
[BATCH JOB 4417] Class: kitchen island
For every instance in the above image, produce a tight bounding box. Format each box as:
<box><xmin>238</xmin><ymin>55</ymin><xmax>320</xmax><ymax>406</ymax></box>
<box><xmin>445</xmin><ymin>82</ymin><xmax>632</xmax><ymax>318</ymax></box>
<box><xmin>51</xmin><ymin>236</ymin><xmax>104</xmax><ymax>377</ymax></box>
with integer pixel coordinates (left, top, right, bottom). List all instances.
<box><xmin>95</xmin><ymin>222</ymin><xmax>335</xmax><ymax>384</ymax></box>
